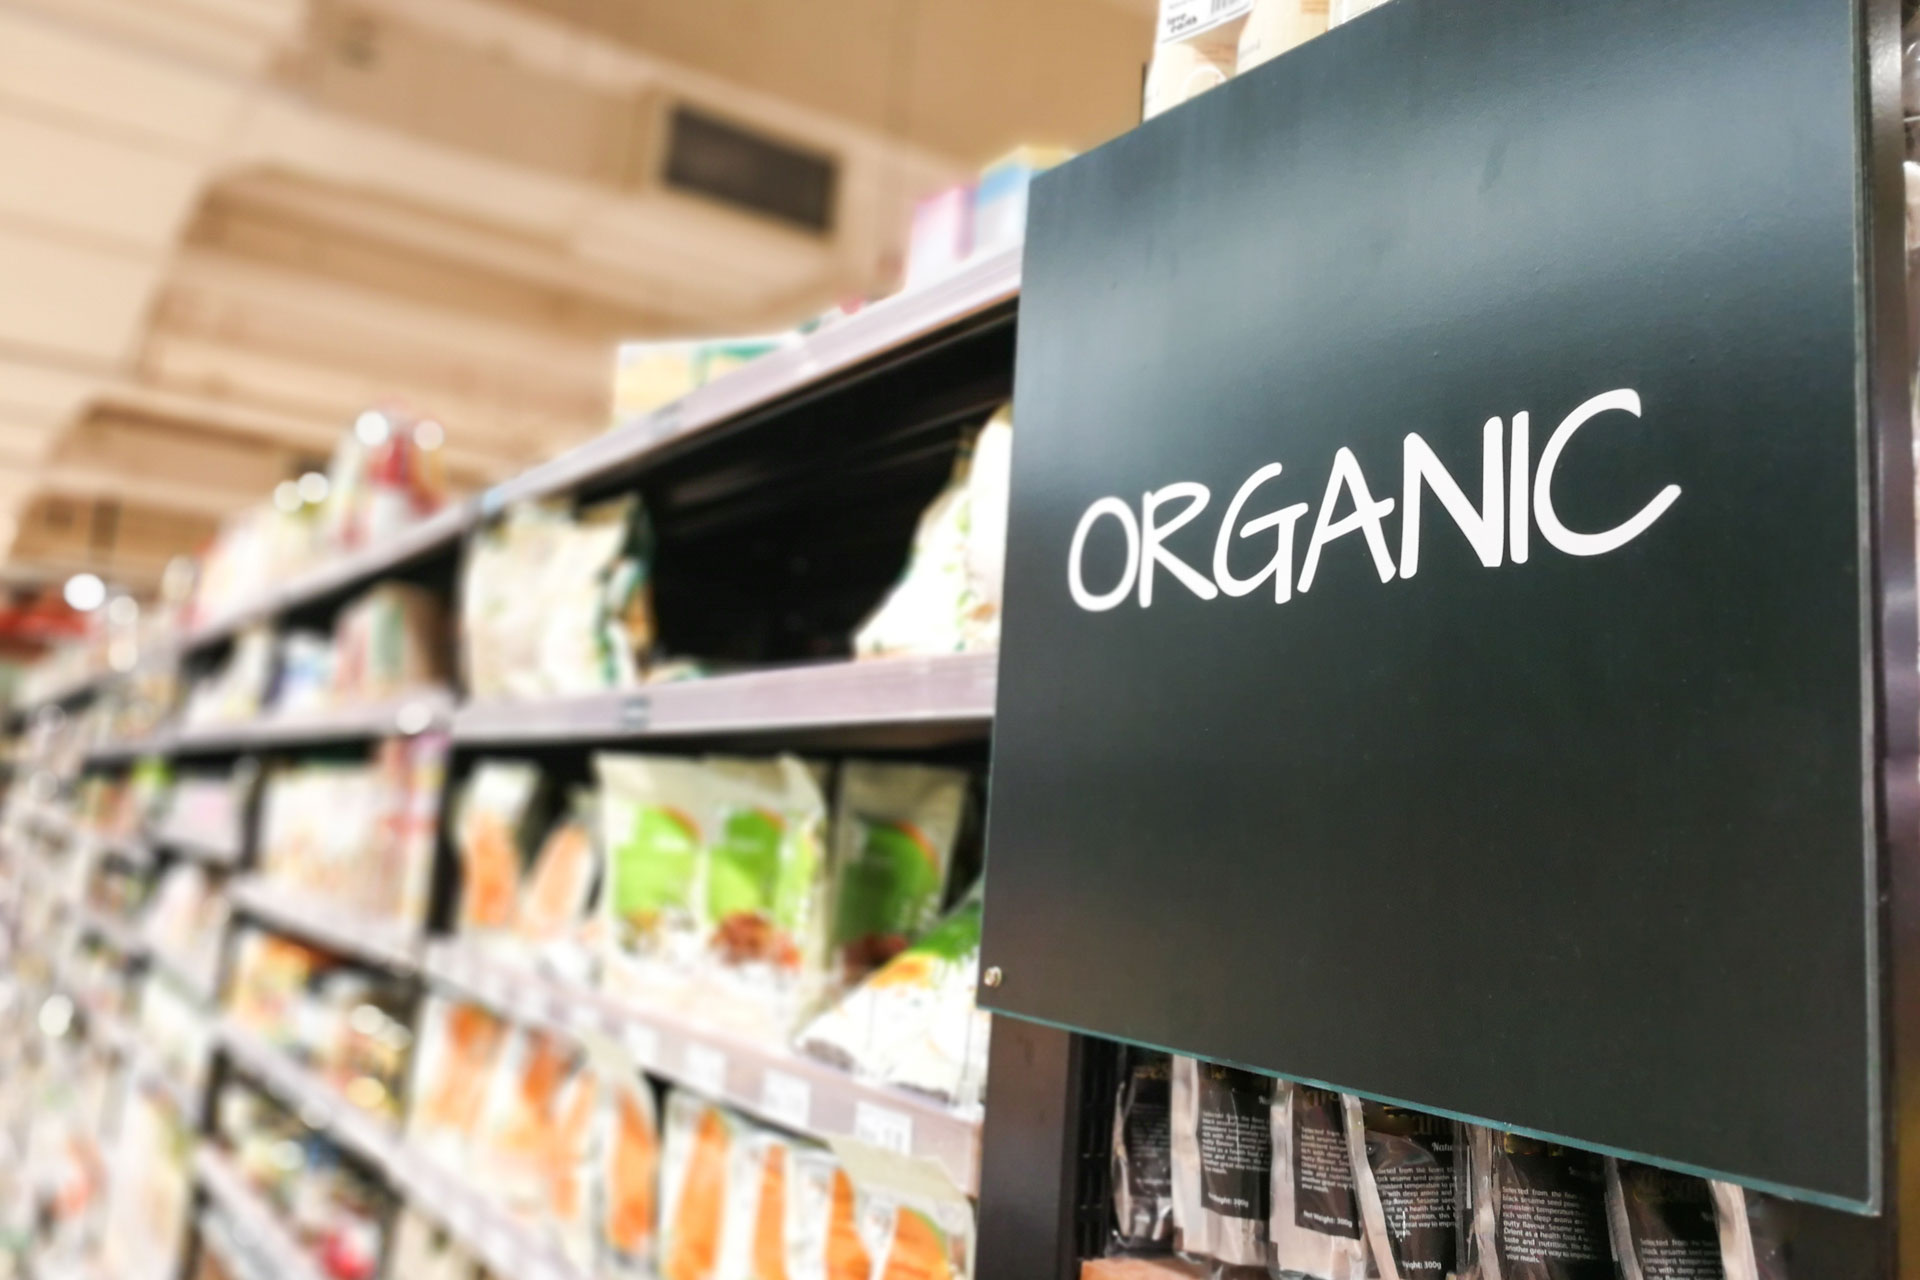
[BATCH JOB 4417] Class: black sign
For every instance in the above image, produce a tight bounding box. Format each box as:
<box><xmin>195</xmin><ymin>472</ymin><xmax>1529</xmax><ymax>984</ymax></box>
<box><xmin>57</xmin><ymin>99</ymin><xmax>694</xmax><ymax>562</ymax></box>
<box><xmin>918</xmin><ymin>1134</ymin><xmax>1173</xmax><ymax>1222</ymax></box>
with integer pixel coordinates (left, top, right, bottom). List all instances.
<box><xmin>982</xmin><ymin>0</ymin><xmax>1894</xmax><ymax>1210</ymax></box>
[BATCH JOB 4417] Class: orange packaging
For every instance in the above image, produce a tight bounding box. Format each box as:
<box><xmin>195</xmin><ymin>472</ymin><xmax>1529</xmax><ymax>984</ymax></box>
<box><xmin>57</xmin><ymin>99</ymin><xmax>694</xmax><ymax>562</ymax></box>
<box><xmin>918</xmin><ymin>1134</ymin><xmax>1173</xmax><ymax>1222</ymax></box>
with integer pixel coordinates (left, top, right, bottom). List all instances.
<box><xmin>604</xmin><ymin>1072</ymin><xmax>662</xmax><ymax>1277</ymax></box>
<box><xmin>661</xmin><ymin>1093</ymin><xmax>736</xmax><ymax>1280</ymax></box>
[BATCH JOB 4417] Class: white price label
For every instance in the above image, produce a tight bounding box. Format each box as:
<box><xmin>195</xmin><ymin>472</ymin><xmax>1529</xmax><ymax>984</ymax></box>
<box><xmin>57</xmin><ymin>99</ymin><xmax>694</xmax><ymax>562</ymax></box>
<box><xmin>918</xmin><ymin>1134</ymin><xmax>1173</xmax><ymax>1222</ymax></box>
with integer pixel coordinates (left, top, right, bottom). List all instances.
<box><xmin>623</xmin><ymin>1023</ymin><xmax>660</xmax><ymax>1068</ymax></box>
<box><xmin>1157</xmin><ymin>0</ymin><xmax>1253</xmax><ymax>44</ymax></box>
<box><xmin>760</xmin><ymin>1070</ymin><xmax>812</xmax><ymax>1131</ymax></box>
<box><xmin>683</xmin><ymin>1042</ymin><xmax>729</xmax><ymax>1097</ymax></box>
<box><xmin>853</xmin><ymin>1101</ymin><xmax>915</xmax><ymax>1155</ymax></box>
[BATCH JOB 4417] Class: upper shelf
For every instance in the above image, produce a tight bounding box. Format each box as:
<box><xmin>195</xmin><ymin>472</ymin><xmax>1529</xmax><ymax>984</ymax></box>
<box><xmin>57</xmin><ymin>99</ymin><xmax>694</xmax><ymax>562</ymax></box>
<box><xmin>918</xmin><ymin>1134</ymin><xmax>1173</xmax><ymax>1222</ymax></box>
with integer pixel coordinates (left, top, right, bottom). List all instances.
<box><xmin>489</xmin><ymin>248</ymin><xmax>1020</xmax><ymax>509</ymax></box>
<box><xmin>452</xmin><ymin>652</ymin><xmax>997</xmax><ymax>747</ymax></box>
<box><xmin>33</xmin><ymin>251</ymin><xmax>1021</xmax><ymax>725</ymax></box>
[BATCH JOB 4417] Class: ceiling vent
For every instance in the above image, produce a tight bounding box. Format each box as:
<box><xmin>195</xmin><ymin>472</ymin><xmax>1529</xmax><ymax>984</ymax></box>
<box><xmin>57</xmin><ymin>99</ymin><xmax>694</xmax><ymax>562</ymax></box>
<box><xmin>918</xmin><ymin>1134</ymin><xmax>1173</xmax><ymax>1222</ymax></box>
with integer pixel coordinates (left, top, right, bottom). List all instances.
<box><xmin>659</xmin><ymin>104</ymin><xmax>838</xmax><ymax>236</ymax></box>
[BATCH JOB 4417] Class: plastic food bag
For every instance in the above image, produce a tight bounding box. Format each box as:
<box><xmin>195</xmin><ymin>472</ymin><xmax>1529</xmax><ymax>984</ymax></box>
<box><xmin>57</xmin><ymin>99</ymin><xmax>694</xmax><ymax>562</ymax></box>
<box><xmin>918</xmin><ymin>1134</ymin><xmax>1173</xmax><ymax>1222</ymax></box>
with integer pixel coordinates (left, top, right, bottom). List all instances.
<box><xmin>462</xmin><ymin>495</ymin><xmax>656</xmax><ymax>700</ymax></box>
<box><xmin>455</xmin><ymin>760</ymin><xmax>546</xmax><ymax>935</ymax></box>
<box><xmin>1171</xmin><ymin>1057</ymin><xmax>1271</xmax><ymax>1269</ymax></box>
<box><xmin>828</xmin><ymin>762</ymin><xmax>969</xmax><ymax>987</ymax></box>
<box><xmin>598</xmin><ymin>755</ymin><xmax>726</xmax><ymax>1005</ymax></box>
<box><xmin>1270</xmin><ymin>1083</ymin><xmax>1369</xmax><ymax>1278</ymax></box>
<box><xmin>1708</xmin><ymin>1182</ymin><xmax>1788</xmax><ymax>1280</ymax></box>
<box><xmin>660</xmin><ymin>1092</ymin><xmax>740</xmax><ymax>1280</ymax></box>
<box><xmin>602</xmin><ymin>1072</ymin><xmax>661</xmax><ymax>1278</ymax></box>
<box><xmin>474</xmin><ymin>1027</ymin><xmax>598</xmax><ymax>1252</ymax></box>
<box><xmin>1112</xmin><ymin>1048</ymin><xmax>1175</xmax><ymax>1251</ymax></box>
<box><xmin>407</xmin><ymin>1000</ymin><xmax>508</xmax><ymax>1163</ymax></box>
<box><xmin>1466</xmin><ymin>1128</ymin><xmax>1613</xmax><ymax>1280</ymax></box>
<box><xmin>700</xmin><ymin>755</ymin><xmax>831</xmax><ymax>1036</ymax></box>
<box><xmin>1236</xmin><ymin>0</ymin><xmax>1330</xmax><ymax>73</ymax></box>
<box><xmin>797</xmin><ymin>889</ymin><xmax>989</xmax><ymax>1107</ymax></box>
<box><xmin>854</xmin><ymin>408</ymin><xmax>1011</xmax><ymax>658</ymax></box>
<box><xmin>518</xmin><ymin>800</ymin><xmax>597</xmax><ymax>946</ymax></box>
<box><xmin>1604</xmin><ymin>1160</ymin><xmax>1722</xmax><ymax>1280</ymax></box>
<box><xmin>1344</xmin><ymin>1096</ymin><xmax>1456</xmax><ymax>1280</ymax></box>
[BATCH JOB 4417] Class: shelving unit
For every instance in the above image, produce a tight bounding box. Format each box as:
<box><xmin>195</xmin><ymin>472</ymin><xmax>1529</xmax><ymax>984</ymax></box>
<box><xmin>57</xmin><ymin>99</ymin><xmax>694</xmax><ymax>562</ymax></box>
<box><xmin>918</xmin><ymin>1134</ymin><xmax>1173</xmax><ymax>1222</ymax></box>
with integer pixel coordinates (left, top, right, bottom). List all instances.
<box><xmin>226</xmin><ymin>878</ymin><xmax>421</xmax><ymax>974</ymax></box>
<box><xmin>5</xmin><ymin>245</ymin><xmax>1023</xmax><ymax>1280</ymax></box>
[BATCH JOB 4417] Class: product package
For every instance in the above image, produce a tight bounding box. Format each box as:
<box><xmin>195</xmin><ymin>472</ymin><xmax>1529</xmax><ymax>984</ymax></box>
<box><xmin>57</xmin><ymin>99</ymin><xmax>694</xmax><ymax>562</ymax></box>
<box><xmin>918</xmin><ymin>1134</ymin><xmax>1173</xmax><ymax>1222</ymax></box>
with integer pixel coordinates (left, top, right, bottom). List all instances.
<box><xmin>1112</xmin><ymin>1049</ymin><xmax>1175</xmax><ymax>1252</ymax></box>
<box><xmin>455</xmin><ymin>760</ymin><xmax>547</xmax><ymax>936</ymax></box>
<box><xmin>518</xmin><ymin>803</ymin><xmax>597</xmax><ymax>948</ymax></box>
<box><xmin>854</xmin><ymin>408</ymin><xmax>1011</xmax><ymax>658</ymax></box>
<box><xmin>406</xmin><ymin>999</ymin><xmax>509</xmax><ymax>1164</ymax></box>
<box><xmin>330</xmin><ymin>580</ymin><xmax>449</xmax><ymax>705</ymax></box>
<box><xmin>597</xmin><ymin>754</ymin><xmax>725</xmax><ymax>1010</ymax></box>
<box><xmin>1328</xmin><ymin>0</ymin><xmax>1390</xmax><ymax>25</ymax></box>
<box><xmin>1237</xmin><ymin>0</ymin><xmax>1331</xmax><ymax>73</ymax></box>
<box><xmin>1707</xmin><ymin>1182</ymin><xmax>1788</xmax><ymax>1280</ymax></box>
<box><xmin>602</xmin><ymin>1071</ymin><xmax>662</xmax><ymax>1279</ymax></box>
<box><xmin>1144</xmin><ymin>0</ymin><xmax>1245</xmax><ymax>120</ymax></box>
<box><xmin>1466</xmin><ymin>1128</ymin><xmax>1614</xmax><ymax>1280</ymax></box>
<box><xmin>1170</xmin><ymin>1057</ymin><xmax>1272</xmax><ymax>1270</ymax></box>
<box><xmin>474</xmin><ymin>1027</ymin><xmax>599</xmax><ymax>1263</ymax></box>
<box><xmin>660</xmin><ymin>1091</ymin><xmax>741</xmax><ymax>1280</ymax></box>
<box><xmin>1604</xmin><ymin>1160</ymin><xmax>1722</xmax><ymax>1280</ymax></box>
<box><xmin>1270</xmin><ymin>1083</ymin><xmax>1370</xmax><ymax>1279</ymax></box>
<box><xmin>827</xmin><ymin>762</ymin><xmax>970</xmax><ymax>986</ymax></box>
<box><xmin>700</xmin><ymin>755</ymin><xmax>831</xmax><ymax>1035</ymax></box>
<box><xmin>1343</xmin><ymin>1096</ymin><xmax>1456</xmax><ymax>1280</ymax></box>
<box><xmin>461</xmin><ymin>496</ymin><xmax>656</xmax><ymax>700</ymax></box>
<box><xmin>798</xmin><ymin>888</ymin><xmax>990</xmax><ymax>1107</ymax></box>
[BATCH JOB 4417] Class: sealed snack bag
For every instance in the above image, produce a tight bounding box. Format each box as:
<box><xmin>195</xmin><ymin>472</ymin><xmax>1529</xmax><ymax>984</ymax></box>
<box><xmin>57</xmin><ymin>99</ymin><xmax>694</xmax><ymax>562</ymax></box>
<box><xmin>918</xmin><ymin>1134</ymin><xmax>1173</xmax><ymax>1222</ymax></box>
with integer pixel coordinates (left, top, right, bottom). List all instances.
<box><xmin>475</xmin><ymin>1027</ymin><xmax>598</xmax><ymax>1243</ymax></box>
<box><xmin>1708</xmin><ymin>1182</ymin><xmax>1787</xmax><ymax>1280</ymax></box>
<box><xmin>1605</xmin><ymin>1160</ymin><xmax>1722</xmax><ymax>1280</ymax></box>
<box><xmin>1112</xmin><ymin>1048</ymin><xmax>1175</xmax><ymax>1251</ymax></box>
<box><xmin>1466</xmin><ymin>1128</ymin><xmax>1613</xmax><ymax>1280</ymax></box>
<box><xmin>828</xmin><ymin>763</ymin><xmax>969</xmax><ymax>986</ymax></box>
<box><xmin>517</xmin><ymin>797</ymin><xmax>597</xmax><ymax>946</ymax></box>
<box><xmin>1270</xmin><ymin>1082</ymin><xmax>1367</xmax><ymax>1280</ymax></box>
<box><xmin>785</xmin><ymin>1148</ymin><xmax>874</xmax><ymax>1280</ymax></box>
<box><xmin>797</xmin><ymin>889</ymin><xmax>989</xmax><ymax>1107</ymax></box>
<box><xmin>1171</xmin><ymin>1057</ymin><xmax>1272</xmax><ymax>1269</ymax></box>
<box><xmin>701</xmin><ymin>756</ymin><xmax>831</xmax><ymax>1036</ymax></box>
<box><xmin>713</xmin><ymin>1126</ymin><xmax>793</xmax><ymax>1280</ymax></box>
<box><xmin>602</xmin><ymin>1072</ymin><xmax>662</xmax><ymax>1279</ymax></box>
<box><xmin>407</xmin><ymin>1000</ymin><xmax>508</xmax><ymax>1164</ymax></box>
<box><xmin>1344</xmin><ymin>1097</ymin><xmax>1456</xmax><ymax>1280</ymax></box>
<box><xmin>854</xmin><ymin>410</ymin><xmax>1010</xmax><ymax>659</ymax></box>
<box><xmin>455</xmin><ymin>760</ymin><xmax>546</xmax><ymax>935</ymax></box>
<box><xmin>661</xmin><ymin>1092</ymin><xmax>740</xmax><ymax>1280</ymax></box>
<box><xmin>598</xmin><ymin>755</ymin><xmax>726</xmax><ymax>1004</ymax></box>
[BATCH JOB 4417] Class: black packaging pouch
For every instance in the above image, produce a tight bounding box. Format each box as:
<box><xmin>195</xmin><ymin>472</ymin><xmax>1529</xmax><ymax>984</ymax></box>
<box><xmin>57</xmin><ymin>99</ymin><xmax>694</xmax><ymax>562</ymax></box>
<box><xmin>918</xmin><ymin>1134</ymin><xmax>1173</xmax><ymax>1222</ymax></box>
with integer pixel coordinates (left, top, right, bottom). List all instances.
<box><xmin>1271</xmin><ymin>1083</ymin><xmax>1372</xmax><ymax>1278</ymax></box>
<box><xmin>1187</xmin><ymin>1061</ymin><xmax>1273</xmax><ymax>1269</ymax></box>
<box><xmin>1466</xmin><ymin>1128</ymin><xmax>1613</xmax><ymax>1280</ymax></box>
<box><xmin>1604</xmin><ymin>1160</ymin><xmax>1723</xmax><ymax>1280</ymax></box>
<box><xmin>1345</xmin><ymin>1096</ymin><xmax>1457</xmax><ymax>1279</ymax></box>
<box><xmin>1113</xmin><ymin>1047</ymin><xmax>1176</xmax><ymax>1251</ymax></box>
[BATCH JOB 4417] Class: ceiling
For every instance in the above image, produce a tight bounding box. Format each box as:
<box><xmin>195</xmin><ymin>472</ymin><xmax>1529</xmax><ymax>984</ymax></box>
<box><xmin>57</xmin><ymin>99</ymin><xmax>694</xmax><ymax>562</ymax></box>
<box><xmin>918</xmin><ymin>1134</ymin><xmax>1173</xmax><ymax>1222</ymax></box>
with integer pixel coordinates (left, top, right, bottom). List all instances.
<box><xmin>0</xmin><ymin>0</ymin><xmax>1152</xmax><ymax>592</ymax></box>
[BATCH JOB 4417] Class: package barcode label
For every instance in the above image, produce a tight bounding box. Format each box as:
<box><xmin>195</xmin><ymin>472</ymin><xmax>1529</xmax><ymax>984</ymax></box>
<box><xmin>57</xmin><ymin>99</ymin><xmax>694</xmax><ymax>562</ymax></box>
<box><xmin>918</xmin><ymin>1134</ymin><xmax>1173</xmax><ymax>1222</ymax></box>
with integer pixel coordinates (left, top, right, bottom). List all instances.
<box><xmin>1157</xmin><ymin>0</ymin><xmax>1254</xmax><ymax>43</ymax></box>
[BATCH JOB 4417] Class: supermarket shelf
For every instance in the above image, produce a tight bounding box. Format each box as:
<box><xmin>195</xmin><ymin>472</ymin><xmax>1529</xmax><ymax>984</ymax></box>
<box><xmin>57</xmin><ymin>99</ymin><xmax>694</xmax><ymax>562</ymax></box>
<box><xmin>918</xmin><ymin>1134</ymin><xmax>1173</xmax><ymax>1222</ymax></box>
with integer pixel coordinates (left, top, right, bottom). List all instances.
<box><xmin>228</xmin><ymin>876</ymin><xmax>421</xmax><ymax>972</ymax></box>
<box><xmin>192</xmin><ymin>1147</ymin><xmax>330</xmax><ymax>1280</ymax></box>
<box><xmin>82</xmin><ymin>735</ymin><xmax>165</xmax><ymax>767</ymax></box>
<box><xmin>215</xmin><ymin>1019</ymin><xmax>586</xmax><ymax>1280</ymax></box>
<box><xmin>216</xmin><ymin>1018</ymin><xmax>400</xmax><ymax>1160</ymax></box>
<box><xmin>169</xmin><ymin>689</ymin><xmax>454</xmax><ymax>755</ymax></box>
<box><xmin>452</xmin><ymin>651</ymin><xmax>998</xmax><ymax>745</ymax></box>
<box><xmin>491</xmin><ymin>247</ymin><xmax>1021</xmax><ymax>509</ymax></box>
<box><xmin>424</xmin><ymin>939</ymin><xmax>983</xmax><ymax>1194</ymax></box>
<box><xmin>182</xmin><ymin>502</ymin><xmax>478</xmax><ymax>654</ymax></box>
